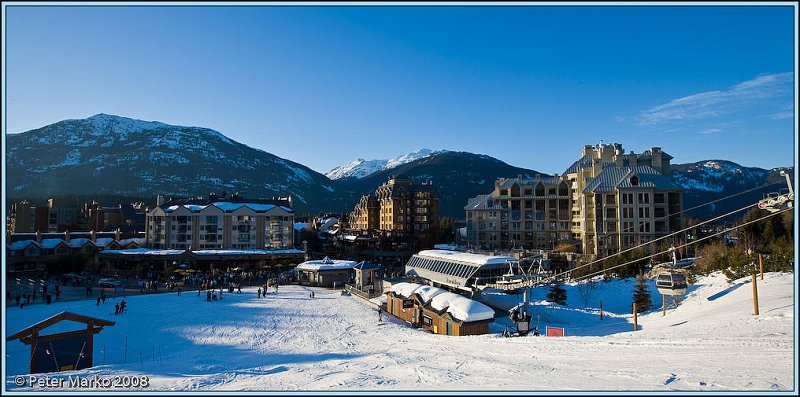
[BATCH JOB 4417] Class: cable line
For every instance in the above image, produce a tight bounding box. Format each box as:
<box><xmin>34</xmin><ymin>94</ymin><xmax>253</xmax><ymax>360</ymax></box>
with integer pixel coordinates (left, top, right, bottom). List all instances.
<box><xmin>560</xmin><ymin>207</ymin><xmax>793</xmax><ymax>284</ymax></box>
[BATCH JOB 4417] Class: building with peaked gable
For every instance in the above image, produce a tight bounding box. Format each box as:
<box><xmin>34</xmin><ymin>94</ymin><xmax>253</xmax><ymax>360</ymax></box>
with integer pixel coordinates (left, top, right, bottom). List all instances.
<box><xmin>465</xmin><ymin>143</ymin><xmax>683</xmax><ymax>258</ymax></box>
<box><xmin>146</xmin><ymin>193</ymin><xmax>294</xmax><ymax>250</ymax></box>
<box><xmin>348</xmin><ymin>175</ymin><xmax>440</xmax><ymax>249</ymax></box>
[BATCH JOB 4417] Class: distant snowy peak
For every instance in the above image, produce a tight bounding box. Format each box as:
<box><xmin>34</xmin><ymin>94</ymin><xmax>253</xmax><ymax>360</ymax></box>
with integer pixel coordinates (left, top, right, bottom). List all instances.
<box><xmin>671</xmin><ymin>160</ymin><xmax>769</xmax><ymax>192</ymax></box>
<box><xmin>325</xmin><ymin>148</ymin><xmax>450</xmax><ymax>180</ymax></box>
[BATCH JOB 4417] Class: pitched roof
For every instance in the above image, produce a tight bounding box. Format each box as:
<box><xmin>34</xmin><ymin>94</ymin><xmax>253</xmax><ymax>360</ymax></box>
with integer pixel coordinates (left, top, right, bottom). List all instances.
<box><xmin>583</xmin><ymin>165</ymin><xmax>682</xmax><ymax>193</ymax></box>
<box><xmin>564</xmin><ymin>154</ymin><xmax>595</xmax><ymax>174</ymax></box>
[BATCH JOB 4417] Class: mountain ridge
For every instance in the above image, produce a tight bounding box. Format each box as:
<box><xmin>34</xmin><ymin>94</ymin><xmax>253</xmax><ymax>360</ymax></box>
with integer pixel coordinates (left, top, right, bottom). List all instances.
<box><xmin>6</xmin><ymin>114</ymin><xmax>792</xmax><ymax>221</ymax></box>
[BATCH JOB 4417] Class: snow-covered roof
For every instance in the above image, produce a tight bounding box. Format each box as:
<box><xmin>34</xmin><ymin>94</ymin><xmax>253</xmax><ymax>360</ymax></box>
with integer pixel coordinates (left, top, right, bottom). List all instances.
<box><xmin>389</xmin><ymin>282</ymin><xmax>423</xmax><ymax>298</ymax></box>
<box><xmin>8</xmin><ymin>240</ymin><xmax>39</xmax><ymax>251</ymax></box>
<box><xmin>296</xmin><ymin>257</ymin><xmax>358</xmax><ymax>271</ymax></box>
<box><xmin>119</xmin><ymin>238</ymin><xmax>145</xmax><ymax>246</ymax></box>
<box><xmin>414</xmin><ymin>285</ymin><xmax>447</xmax><ymax>304</ymax></box>
<box><xmin>94</xmin><ymin>237</ymin><xmax>116</xmax><ymax>248</ymax></box>
<box><xmin>354</xmin><ymin>261</ymin><xmax>380</xmax><ymax>271</ymax></box>
<box><xmin>99</xmin><ymin>248</ymin><xmax>185</xmax><ymax>256</ymax></box>
<box><xmin>40</xmin><ymin>239</ymin><xmax>67</xmax><ymax>249</ymax></box>
<box><xmin>429</xmin><ymin>292</ymin><xmax>494</xmax><ymax>322</ymax></box>
<box><xmin>294</xmin><ymin>223</ymin><xmax>309</xmax><ymax>231</ymax></box>
<box><xmin>68</xmin><ymin>238</ymin><xmax>95</xmax><ymax>248</ymax></box>
<box><xmin>98</xmin><ymin>248</ymin><xmax>304</xmax><ymax>256</ymax></box>
<box><xmin>193</xmin><ymin>249</ymin><xmax>304</xmax><ymax>256</ymax></box>
<box><xmin>416</xmin><ymin>250</ymin><xmax>517</xmax><ymax>266</ymax></box>
<box><xmin>162</xmin><ymin>202</ymin><xmax>293</xmax><ymax>214</ymax></box>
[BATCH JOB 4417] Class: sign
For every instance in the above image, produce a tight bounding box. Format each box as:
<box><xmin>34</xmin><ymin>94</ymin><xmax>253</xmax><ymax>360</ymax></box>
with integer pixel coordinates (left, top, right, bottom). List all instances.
<box><xmin>545</xmin><ymin>326</ymin><xmax>564</xmax><ymax>337</ymax></box>
<box><xmin>114</xmin><ymin>287</ymin><xmax>125</xmax><ymax>294</ymax></box>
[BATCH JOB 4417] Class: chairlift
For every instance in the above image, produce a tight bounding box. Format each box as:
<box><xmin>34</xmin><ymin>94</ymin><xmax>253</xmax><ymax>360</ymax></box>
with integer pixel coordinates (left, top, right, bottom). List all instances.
<box><xmin>758</xmin><ymin>170</ymin><xmax>794</xmax><ymax>213</ymax></box>
<box><xmin>655</xmin><ymin>272</ymin><xmax>687</xmax><ymax>296</ymax></box>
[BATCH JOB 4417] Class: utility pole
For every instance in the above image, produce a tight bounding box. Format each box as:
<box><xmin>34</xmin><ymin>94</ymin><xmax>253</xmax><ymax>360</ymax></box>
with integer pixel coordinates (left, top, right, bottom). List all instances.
<box><xmin>633</xmin><ymin>302</ymin><xmax>638</xmax><ymax>331</ymax></box>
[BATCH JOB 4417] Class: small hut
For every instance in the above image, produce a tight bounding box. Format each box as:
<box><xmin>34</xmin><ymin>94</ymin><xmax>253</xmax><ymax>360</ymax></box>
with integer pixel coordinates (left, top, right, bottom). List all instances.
<box><xmin>385</xmin><ymin>282</ymin><xmax>422</xmax><ymax>323</ymax></box>
<box><xmin>424</xmin><ymin>292</ymin><xmax>495</xmax><ymax>336</ymax></box>
<box><xmin>353</xmin><ymin>261</ymin><xmax>380</xmax><ymax>295</ymax></box>
<box><xmin>6</xmin><ymin>312</ymin><xmax>115</xmax><ymax>373</ymax></box>
<box><xmin>296</xmin><ymin>257</ymin><xmax>357</xmax><ymax>287</ymax></box>
<box><xmin>385</xmin><ymin>283</ymin><xmax>494</xmax><ymax>336</ymax></box>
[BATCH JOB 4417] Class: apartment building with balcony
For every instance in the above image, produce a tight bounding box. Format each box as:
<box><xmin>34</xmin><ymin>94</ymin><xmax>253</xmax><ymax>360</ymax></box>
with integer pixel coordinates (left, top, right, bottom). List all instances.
<box><xmin>348</xmin><ymin>175</ymin><xmax>440</xmax><ymax>249</ymax></box>
<box><xmin>146</xmin><ymin>193</ymin><xmax>295</xmax><ymax>250</ymax></box>
<box><xmin>465</xmin><ymin>143</ymin><xmax>683</xmax><ymax>258</ymax></box>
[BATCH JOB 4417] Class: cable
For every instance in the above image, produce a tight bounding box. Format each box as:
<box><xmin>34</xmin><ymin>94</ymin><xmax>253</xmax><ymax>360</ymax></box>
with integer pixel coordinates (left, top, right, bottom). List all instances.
<box><xmin>559</xmin><ymin>207</ymin><xmax>793</xmax><ymax>284</ymax></box>
<box><xmin>562</xmin><ymin>201</ymin><xmax>760</xmax><ymax>281</ymax></box>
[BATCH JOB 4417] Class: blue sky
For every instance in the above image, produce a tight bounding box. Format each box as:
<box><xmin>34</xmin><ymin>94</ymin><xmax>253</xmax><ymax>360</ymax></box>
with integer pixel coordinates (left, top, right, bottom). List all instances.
<box><xmin>4</xmin><ymin>4</ymin><xmax>796</xmax><ymax>175</ymax></box>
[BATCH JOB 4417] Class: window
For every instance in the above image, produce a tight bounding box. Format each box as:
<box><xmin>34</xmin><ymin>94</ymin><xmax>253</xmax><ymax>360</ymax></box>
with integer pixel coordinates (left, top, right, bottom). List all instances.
<box><xmin>606</xmin><ymin>194</ymin><xmax>616</xmax><ymax>205</ymax></box>
<box><xmin>622</xmin><ymin>193</ymin><xmax>634</xmax><ymax>205</ymax></box>
<box><xmin>605</xmin><ymin>208</ymin><xmax>616</xmax><ymax>219</ymax></box>
<box><xmin>638</xmin><ymin>207</ymin><xmax>650</xmax><ymax>218</ymax></box>
<box><xmin>638</xmin><ymin>193</ymin><xmax>650</xmax><ymax>204</ymax></box>
<box><xmin>622</xmin><ymin>208</ymin><xmax>634</xmax><ymax>218</ymax></box>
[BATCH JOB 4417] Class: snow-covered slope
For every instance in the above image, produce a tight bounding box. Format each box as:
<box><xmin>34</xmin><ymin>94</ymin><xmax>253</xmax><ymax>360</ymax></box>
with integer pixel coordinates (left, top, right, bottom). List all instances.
<box><xmin>5</xmin><ymin>272</ymin><xmax>794</xmax><ymax>392</ymax></box>
<box><xmin>325</xmin><ymin>148</ymin><xmax>449</xmax><ymax>180</ymax></box>
<box><xmin>5</xmin><ymin>114</ymin><xmax>350</xmax><ymax>213</ymax></box>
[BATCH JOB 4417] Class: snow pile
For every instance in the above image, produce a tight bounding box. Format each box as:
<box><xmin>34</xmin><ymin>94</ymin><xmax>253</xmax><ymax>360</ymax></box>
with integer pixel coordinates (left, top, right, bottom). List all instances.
<box><xmin>413</xmin><ymin>285</ymin><xmax>447</xmax><ymax>304</ymax></box>
<box><xmin>429</xmin><ymin>292</ymin><xmax>494</xmax><ymax>322</ymax></box>
<box><xmin>389</xmin><ymin>282</ymin><xmax>423</xmax><ymax>298</ymax></box>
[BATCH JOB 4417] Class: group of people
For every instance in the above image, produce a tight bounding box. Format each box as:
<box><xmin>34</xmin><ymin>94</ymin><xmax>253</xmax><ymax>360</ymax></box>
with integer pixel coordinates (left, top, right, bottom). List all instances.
<box><xmin>114</xmin><ymin>299</ymin><xmax>127</xmax><ymax>315</ymax></box>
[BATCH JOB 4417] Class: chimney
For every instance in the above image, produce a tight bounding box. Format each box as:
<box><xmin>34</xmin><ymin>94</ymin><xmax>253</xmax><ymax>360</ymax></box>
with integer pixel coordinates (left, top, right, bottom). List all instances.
<box><xmin>35</xmin><ymin>230</ymin><xmax>42</xmax><ymax>243</ymax></box>
<box><xmin>90</xmin><ymin>230</ymin><xmax>96</xmax><ymax>242</ymax></box>
<box><xmin>156</xmin><ymin>194</ymin><xmax>165</xmax><ymax>206</ymax></box>
<box><xmin>64</xmin><ymin>230</ymin><xmax>71</xmax><ymax>243</ymax></box>
<box><xmin>114</xmin><ymin>228</ymin><xmax>121</xmax><ymax>242</ymax></box>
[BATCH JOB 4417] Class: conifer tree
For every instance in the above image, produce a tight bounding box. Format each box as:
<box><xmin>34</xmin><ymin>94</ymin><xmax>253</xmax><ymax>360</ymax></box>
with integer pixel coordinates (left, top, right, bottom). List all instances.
<box><xmin>632</xmin><ymin>274</ymin><xmax>653</xmax><ymax>312</ymax></box>
<box><xmin>547</xmin><ymin>280</ymin><xmax>568</xmax><ymax>306</ymax></box>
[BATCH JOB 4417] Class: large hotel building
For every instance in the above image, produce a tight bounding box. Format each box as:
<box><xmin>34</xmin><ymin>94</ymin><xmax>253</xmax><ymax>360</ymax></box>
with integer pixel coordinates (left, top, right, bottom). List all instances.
<box><xmin>465</xmin><ymin>143</ymin><xmax>683</xmax><ymax>258</ymax></box>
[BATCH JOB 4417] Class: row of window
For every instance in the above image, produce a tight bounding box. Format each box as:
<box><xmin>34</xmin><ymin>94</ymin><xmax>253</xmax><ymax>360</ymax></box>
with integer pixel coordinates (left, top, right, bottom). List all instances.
<box><xmin>407</xmin><ymin>256</ymin><xmax>478</xmax><ymax>279</ymax></box>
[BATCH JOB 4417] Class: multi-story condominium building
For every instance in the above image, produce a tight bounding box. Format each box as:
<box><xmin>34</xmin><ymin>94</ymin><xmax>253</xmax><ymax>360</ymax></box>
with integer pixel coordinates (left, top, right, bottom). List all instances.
<box><xmin>349</xmin><ymin>175</ymin><xmax>440</xmax><ymax>249</ymax></box>
<box><xmin>466</xmin><ymin>143</ymin><xmax>683</xmax><ymax>258</ymax></box>
<box><xmin>465</xmin><ymin>174</ymin><xmax>574</xmax><ymax>252</ymax></box>
<box><xmin>146</xmin><ymin>193</ymin><xmax>295</xmax><ymax>250</ymax></box>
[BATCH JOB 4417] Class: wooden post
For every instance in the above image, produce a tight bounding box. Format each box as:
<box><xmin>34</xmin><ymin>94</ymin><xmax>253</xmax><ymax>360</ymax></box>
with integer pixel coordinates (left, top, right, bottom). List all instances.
<box><xmin>86</xmin><ymin>322</ymin><xmax>94</xmax><ymax>368</ymax></box>
<box><xmin>599</xmin><ymin>300</ymin><xmax>603</xmax><ymax>320</ymax></box>
<box><xmin>31</xmin><ymin>328</ymin><xmax>39</xmax><ymax>374</ymax></box>
<box><xmin>752</xmin><ymin>272</ymin><xmax>759</xmax><ymax>315</ymax></box>
<box><xmin>633</xmin><ymin>303</ymin><xmax>638</xmax><ymax>331</ymax></box>
<box><xmin>662</xmin><ymin>294</ymin><xmax>666</xmax><ymax>316</ymax></box>
<box><xmin>759</xmin><ymin>254</ymin><xmax>764</xmax><ymax>280</ymax></box>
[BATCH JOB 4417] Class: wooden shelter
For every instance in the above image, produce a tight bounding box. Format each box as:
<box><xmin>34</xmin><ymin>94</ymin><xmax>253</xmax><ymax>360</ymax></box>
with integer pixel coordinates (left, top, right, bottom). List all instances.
<box><xmin>6</xmin><ymin>312</ymin><xmax>115</xmax><ymax>374</ymax></box>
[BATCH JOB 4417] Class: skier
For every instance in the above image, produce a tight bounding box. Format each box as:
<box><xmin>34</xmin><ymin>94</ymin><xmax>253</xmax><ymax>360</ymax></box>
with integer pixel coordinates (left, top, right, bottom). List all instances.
<box><xmin>114</xmin><ymin>303</ymin><xmax>120</xmax><ymax>315</ymax></box>
<box><xmin>378</xmin><ymin>307</ymin><xmax>383</xmax><ymax>322</ymax></box>
<box><xmin>258</xmin><ymin>288</ymin><xmax>262</xmax><ymax>298</ymax></box>
<box><xmin>97</xmin><ymin>296</ymin><xmax>101</xmax><ymax>306</ymax></box>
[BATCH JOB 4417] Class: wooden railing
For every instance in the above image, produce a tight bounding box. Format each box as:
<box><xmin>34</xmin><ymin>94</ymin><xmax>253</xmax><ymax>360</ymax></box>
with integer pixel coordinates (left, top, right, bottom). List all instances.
<box><xmin>345</xmin><ymin>284</ymin><xmax>384</xmax><ymax>300</ymax></box>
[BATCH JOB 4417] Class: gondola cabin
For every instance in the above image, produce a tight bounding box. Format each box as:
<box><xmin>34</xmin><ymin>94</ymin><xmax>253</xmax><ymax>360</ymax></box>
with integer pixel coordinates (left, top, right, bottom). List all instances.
<box><xmin>655</xmin><ymin>272</ymin><xmax>688</xmax><ymax>296</ymax></box>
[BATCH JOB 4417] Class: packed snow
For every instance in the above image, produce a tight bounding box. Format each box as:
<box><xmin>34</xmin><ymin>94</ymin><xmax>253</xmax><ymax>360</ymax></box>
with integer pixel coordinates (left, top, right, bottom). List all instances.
<box><xmin>4</xmin><ymin>272</ymin><xmax>795</xmax><ymax>392</ymax></box>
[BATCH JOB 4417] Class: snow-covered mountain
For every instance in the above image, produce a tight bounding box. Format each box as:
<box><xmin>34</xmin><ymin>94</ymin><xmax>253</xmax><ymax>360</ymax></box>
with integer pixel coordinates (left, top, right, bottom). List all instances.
<box><xmin>325</xmin><ymin>148</ymin><xmax>450</xmax><ymax>180</ymax></box>
<box><xmin>670</xmin><ymin>160</ymin><xmax>791</xmax><ymax>220</ymax></box>
<box><xmin>5</xmin><ymin>114</ymin><xmax>350</xmax><ymax>214</ymax></box>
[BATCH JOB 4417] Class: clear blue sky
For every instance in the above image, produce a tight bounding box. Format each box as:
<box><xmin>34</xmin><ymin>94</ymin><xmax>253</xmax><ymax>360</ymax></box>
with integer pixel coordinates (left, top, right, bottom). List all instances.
<box><xmin>4</xmin><ymin>4</ymin><xmax>797</xmax><ymax>175</ymax></box>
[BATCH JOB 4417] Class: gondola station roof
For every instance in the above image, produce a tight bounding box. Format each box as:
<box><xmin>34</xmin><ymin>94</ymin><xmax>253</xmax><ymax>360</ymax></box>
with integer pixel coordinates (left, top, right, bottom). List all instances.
<box><xmin>405</xmin><ymin>250</ymin><xmax>518</xmax><ymax>291</ymax></box>
<box><xmin>388</xmin><ymin>282</ymin><xmax>494</xmax><ymax>322</ymax></box>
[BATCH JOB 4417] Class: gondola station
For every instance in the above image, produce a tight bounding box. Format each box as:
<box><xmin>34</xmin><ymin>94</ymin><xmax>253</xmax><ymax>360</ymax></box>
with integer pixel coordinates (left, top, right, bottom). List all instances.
<box><xmin>385</xmin><ymin>282</ymin><xmax>495</xmax><ymax>336</ymax></box>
